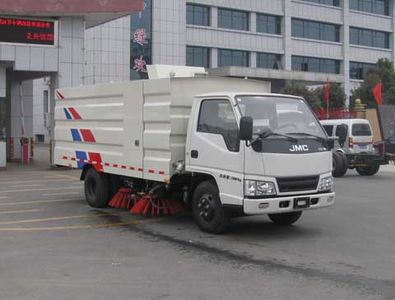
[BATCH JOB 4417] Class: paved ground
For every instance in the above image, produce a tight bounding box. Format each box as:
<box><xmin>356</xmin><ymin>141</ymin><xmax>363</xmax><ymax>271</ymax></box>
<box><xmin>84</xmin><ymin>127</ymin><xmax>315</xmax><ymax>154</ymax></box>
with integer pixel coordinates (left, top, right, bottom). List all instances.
<box><xmin>0</xmin><ymin>146</ymin><xmax>395</xmax><ymax>300</ymax></box>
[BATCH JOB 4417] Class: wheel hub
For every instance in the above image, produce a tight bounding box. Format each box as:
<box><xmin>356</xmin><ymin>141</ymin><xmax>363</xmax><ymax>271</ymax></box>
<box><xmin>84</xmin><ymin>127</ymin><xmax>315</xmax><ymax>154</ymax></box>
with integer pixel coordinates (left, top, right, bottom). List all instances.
<box><xmin>197</xmin><ymin>194</ymin><xmax>215</xmax><ymax>222</ymax></box>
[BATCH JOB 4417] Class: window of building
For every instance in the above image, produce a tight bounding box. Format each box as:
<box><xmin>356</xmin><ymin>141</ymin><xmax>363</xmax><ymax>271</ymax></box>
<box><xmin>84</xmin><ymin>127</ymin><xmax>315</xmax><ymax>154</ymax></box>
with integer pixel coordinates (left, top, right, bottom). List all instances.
<box><xmin>256</xmin><ymin>53</ymin><xmax>282</xmax><ymax>69</ymax></box>
<box><xmin>197</xmin><ymin>99</ymin><xmax>239</xmax><ymax>152</ymax></box>
<box><xmin>186</xmin><ymin>4</ymin><xmax>210</xmax><ymax>26</ymax></box>
<box><xmin>218</xmin><ymin>8</ymin><xmax>249</xmax><ymax>31</ymax></box>
<box><xmin>35</xmin><ymin>134</ymin><xmax>45</xmax><ymax>143</ymax></box>
<box><xmin>218</xmin><ymin>49</ymin><xmax>249</xmax><ymax>67</ymax></box>
<box><xmin>349</xmin><ymin>0</ymin><xmax>389</xmax><ymax>16</ymax></box>
<box><xmin>302</xmin><ymin>0</ymin><xmax>340</xmax><ymax>6</ymax></box>
<box><xmin>349</xmin><ymin>61</ymin><xmax>376</xmax><ymax>79</ymax></box>
<box><xmin>43</xmin><ymin>90</ymin><xmax>49</xmax><ymax>114</ymax></box>
<box><xmin>186</xmin><ymin>46</ymin><xmax>210</xmax><ymax>68</ymax></box>
<box><xmin>292</xmin><ymin>18</ymin><xmax>340</xmax><ymax>42</ymax></box>
<box><xmin>350</xmin><ymin>27</ymin><xmax>390</xmax><ymax>49</ymax></box>
<box><xmin>256</xmin><ymin>14</ymin><xmax>281</xmax><ymax>35</ymax></box>
<box><xmin>292</xmin><ymin>56</ymin><xmax>340</xmax><ymax>74</ymax></box>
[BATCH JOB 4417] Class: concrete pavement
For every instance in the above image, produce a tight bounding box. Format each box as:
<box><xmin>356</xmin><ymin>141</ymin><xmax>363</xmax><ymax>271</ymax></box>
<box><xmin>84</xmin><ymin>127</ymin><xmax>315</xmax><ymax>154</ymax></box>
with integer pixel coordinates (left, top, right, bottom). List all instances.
<box><xmin>0</xmin><ymin>152</ymin><xmax>394</xmax><ymax>299</ymax></box>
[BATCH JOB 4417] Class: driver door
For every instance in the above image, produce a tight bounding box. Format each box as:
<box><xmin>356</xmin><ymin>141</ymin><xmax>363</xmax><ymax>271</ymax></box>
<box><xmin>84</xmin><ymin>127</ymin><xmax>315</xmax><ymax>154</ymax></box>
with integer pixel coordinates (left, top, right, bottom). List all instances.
<box><xmin>187</xmin><ymin>98</ymin><xmax>244</xmax><ymax>206</ymax></box>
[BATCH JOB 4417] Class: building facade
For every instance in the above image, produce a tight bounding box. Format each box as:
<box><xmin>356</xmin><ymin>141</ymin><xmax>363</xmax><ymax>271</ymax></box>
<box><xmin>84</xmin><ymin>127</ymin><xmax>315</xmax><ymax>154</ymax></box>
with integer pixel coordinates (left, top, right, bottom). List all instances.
<box><xmin>0</xmin><ymin>1</ymin><xmax>138</xmax><ymax>160</ymax></box>
<box><xmin>86</xmin><ymin>0</ymin><xmax>395</xmax><ymax>107</ymax></box>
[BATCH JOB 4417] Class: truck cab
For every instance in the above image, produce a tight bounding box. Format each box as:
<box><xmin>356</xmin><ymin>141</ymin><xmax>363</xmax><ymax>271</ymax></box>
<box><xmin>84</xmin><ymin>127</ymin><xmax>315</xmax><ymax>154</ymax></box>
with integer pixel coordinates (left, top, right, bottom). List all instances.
<box><xmin>186</xmin><ymin>93</ymin><xmax>335</xmax><ymax>233</ymax></box>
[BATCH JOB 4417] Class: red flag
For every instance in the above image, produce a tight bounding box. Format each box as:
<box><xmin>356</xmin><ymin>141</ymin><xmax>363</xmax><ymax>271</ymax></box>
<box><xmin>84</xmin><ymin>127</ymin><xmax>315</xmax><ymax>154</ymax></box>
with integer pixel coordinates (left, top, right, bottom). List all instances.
<box><xmin>373</xmin><ymin>81</ymin><xmax>383</xmax><ymax>105</ymax></box>
<box><xmin>324</xmin><ymin>79</ymin><xmax>330</xmax><ymax>104</ymax></box>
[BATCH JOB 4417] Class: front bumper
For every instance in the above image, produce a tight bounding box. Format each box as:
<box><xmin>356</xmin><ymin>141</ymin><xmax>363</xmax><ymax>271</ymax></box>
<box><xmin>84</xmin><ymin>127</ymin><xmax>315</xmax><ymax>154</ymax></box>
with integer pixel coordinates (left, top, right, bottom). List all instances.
<box><xmin>243</xmin><ymin>192</ymin><xmax>335</xmax><ymax>215</ymax></box>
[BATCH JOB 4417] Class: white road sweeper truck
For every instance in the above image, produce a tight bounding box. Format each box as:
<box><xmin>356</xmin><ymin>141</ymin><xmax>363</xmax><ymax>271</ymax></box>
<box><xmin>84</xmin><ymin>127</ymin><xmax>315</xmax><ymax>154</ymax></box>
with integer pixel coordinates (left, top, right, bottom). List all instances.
<box><xmin>54</xmin><ymin>76</ymin><xmax>335</xmax><ymax>233</ymax></box>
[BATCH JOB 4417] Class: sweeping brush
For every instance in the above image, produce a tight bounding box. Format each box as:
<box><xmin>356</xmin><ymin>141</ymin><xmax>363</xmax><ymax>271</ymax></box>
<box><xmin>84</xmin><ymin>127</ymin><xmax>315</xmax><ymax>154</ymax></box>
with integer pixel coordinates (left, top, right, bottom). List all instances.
<box><xmin>108</xmin><ymin>187</ymin><xmax>135</xmax><ymax>209</ymax></box>
<box><xmin>131</xmin><ymin>194</ymin><xmax>185</xmax><ymax>216</ymax></box>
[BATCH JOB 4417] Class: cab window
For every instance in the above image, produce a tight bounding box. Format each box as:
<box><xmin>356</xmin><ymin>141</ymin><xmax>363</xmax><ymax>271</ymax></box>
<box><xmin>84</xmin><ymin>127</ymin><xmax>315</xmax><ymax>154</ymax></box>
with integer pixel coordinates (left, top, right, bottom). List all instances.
<box><xmin>335</xmin><ymin>124</ymin><xmax>348</xmax><ymax>137</ymax></box>
<box><xmin>323</xmin><ymin>125</ymin><xmax>334</xmax><ymax>136</ymax></box>
<box><xmin>197</xmin><ymin>99</ymin><xmax>239</xmax><ymax>152</ymax></box>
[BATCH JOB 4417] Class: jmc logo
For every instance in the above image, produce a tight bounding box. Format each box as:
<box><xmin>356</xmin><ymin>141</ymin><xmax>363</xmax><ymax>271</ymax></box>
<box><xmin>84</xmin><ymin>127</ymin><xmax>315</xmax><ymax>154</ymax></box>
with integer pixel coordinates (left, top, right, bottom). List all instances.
<box><xmin>289</xmin><ymin>145</ymin><xmax>309</xmax><ymax>152</ymax></box>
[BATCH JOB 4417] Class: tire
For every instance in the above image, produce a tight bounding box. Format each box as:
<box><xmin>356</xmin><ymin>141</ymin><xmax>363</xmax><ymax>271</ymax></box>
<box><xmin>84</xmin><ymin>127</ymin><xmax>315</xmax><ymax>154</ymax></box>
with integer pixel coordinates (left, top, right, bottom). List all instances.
<box><xmin>192</xmin><ymin>180</ymin><xmax>229</xmax><ymax>234</ymax></box>
<box><xmin>268</xmin><ymin>211</ymin><xmax>302</xmax><ymax>226</ymax></box>
<box><xmin>84</xmin><ymin>168</ymin><xmax>111</xmax><ymax>208</ymax></box>
<box><xmin>356</xmin><ymin>163</ymin><xmax>380</xmax><ymax>176</ymax></box>
<box><xmin>332</xmin><ymin>152</ymin><xmax>348</xmax><ymax>177</ymax></box>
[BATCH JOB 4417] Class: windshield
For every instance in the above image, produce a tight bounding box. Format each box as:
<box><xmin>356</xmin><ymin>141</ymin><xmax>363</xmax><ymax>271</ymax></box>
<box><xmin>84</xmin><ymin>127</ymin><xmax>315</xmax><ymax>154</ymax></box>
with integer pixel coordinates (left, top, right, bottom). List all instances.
<box><xmin>236</xmin><ymin>95</ymin><xmax>326</xmax><ymax>139</ymax></box>
<box><xmin>352</xmin><ymin>123</ymin><xmax>372</xmax><ymax>136</ymax></box>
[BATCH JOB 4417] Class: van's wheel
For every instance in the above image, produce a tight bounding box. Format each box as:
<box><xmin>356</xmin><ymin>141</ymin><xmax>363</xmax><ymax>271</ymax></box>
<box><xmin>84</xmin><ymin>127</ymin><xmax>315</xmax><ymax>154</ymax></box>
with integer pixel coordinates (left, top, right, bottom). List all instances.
<box><xmin>332</xmin><ymin>152</ymin><xmax>347</xmax><ymax>177</ymax></box>
<box><xmin>356</xmin><ymin>162</ymin><xmax>380</xmax><ymax>176</ymax></box>
<box><xmin>192</xmin><ymin>180</ymin><xmax>229</xmax><ymax>234</ymax></box>
<box><xmin>268</xmin><ymin>211</ymin><xmax>302</xmax><ymax>226</ymax></box>
<box><xmin>84</xmin><ymin>168</ymin><xmax>110</xmax><ymax>208</ymax></box>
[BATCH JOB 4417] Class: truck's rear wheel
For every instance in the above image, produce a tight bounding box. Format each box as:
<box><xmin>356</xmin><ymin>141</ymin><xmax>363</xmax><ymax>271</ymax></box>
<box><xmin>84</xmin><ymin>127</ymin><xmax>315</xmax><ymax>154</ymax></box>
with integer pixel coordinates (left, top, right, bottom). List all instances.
<box><xmin>84</xmin><ymin>168</ymin><xmax>110</xmax><ymax>208</ymax></box>
<box><xmin>192</xmin><ymin>180</ymin><xmax>229</xmax><ymax>234</ymax></box>
<box><xmin>268</xmin><ymin>211</ymin><xmax>302</xmax><ymax>226</ymax></box>
<box><xmin>332</xmin><ymin>152</ymin><xmax>348</xmax><ymax>177</ymax></box>
<box><xmin>356</xmin><ymin>163</ymin><xmax>380</xmax><ymax>176</ymax></box>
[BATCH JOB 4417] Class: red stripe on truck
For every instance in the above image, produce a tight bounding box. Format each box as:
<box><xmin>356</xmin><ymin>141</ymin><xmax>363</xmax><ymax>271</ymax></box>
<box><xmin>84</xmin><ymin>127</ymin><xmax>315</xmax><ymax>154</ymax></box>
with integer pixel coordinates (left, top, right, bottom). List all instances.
<box><xmin>80</xmin><ymin>129</ymin><xmax>96</xmax><ymax>142</ymax></box>
<box><xmin>68</xmin><ymin>108</ymin><xmax>82</xmax><ymax>120</ymax></box>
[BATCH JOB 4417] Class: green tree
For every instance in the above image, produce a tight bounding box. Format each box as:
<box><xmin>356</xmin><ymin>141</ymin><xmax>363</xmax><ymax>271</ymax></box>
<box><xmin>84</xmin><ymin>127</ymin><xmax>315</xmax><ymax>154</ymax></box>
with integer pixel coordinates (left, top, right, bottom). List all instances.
<box><xmin>314</xmin><ymin>82</ymin><xmax>346</xmax><ymax>109</ymax></box>
<box><xmin>351</xmin><ymin>58</ymin><xmax>395</xmax><ymax>108</ymax></box>
<box><xmin>281</xmin><ymin>82</ymin><xmax>321</xmax><ymax>110</ymax></box>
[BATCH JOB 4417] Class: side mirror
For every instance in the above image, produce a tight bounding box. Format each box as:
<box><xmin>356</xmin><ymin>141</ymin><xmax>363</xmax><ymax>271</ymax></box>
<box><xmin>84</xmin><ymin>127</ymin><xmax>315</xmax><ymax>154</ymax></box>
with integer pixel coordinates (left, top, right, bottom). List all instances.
<box><xmin>240</xmin><ymin>116</ymin><xmax>253</xmax><ymax>141</ymax></box>
<box><xmin>327</xmin><ymin>138</ymin><xmax>335</xmax><ymax>150</ymax></box>
<box><xmin>337</xmin><ymin>124</ymin><xmax>347</xmax><ymax>146</ymax></box>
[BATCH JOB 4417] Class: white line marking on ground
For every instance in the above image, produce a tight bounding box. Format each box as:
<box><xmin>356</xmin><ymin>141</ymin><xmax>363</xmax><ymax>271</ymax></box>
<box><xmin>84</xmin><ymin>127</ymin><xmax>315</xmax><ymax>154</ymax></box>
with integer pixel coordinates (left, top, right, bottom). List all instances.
<box><xmin>0</xmin><ymin>198</ymin><xmax>82</xmax><ymax>206</ymax></box>
<box><xmin>0</xmin><ymin>214</ymin><xmax>99</xmax><ymax>225</ymax></box>
<box><xmin>10</xmin><ymin>184</ymin><xmax>45</xmax><ymax>188</ymax></box>
<box><xmin>42</xmin><ymin>192</ymin><xmax>81</xmax><ymax>197</ymax></box>
<box><xmin>0</xmin><ymin>222</ymin><xmax>133</xmax><ymax>232</ymax></box>
<box><xmin>0</xmin><ymin>209</ymin><xmax>44</xmax><ymax>215</ymax></box>
<box><xmin>0</xmin><ymin>179</ymin><xmax>79</xmax><ymax>185</ymax></box>
<box><xmin>0</xmin><ymin>186</ymin><xmax>82</xmax><ymax>194</ymax></box>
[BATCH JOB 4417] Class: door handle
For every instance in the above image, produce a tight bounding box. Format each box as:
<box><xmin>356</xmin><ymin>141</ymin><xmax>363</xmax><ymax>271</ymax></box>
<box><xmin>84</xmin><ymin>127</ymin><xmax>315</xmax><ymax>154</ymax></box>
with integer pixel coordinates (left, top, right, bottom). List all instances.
<box><xmin>191</xmin><ymin>150</ymin><xmax>199</xmax><ymax>158</ymax></box>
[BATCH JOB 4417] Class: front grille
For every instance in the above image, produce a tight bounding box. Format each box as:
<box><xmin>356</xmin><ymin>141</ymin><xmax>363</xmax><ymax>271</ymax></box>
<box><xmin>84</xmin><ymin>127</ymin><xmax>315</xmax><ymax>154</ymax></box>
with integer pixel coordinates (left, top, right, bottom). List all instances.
<box><xmin>276</xmin><ymin>176</ymin><xmax>319</xmax><ymax>193</ymax></box>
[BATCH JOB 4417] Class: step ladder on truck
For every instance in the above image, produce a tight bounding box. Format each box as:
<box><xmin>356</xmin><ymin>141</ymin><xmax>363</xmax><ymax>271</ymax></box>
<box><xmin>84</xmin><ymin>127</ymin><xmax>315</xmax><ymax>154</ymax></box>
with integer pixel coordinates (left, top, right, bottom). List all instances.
<box><xmin>54</xmin><ymin>75</ymin><xmax>335</xmax><ymax>233</ymax></box>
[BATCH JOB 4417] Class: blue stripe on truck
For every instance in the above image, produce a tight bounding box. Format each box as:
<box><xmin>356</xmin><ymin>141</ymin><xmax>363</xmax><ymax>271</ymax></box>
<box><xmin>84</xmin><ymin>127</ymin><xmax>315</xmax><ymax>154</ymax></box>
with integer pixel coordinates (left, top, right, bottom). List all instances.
<box><xmin>64</xmin><ymin>108</ymin><xmax>72</xmax><ymax>120</ymax></box>
<box><xmin>71</xmin><ymin>129</ymin><xmax>82</xmax><ymax>142</ymax></box>
<box><xmin>75</xmin><ymin>151</ymin><xmax>88</xmax><ymax>169</ymax></box>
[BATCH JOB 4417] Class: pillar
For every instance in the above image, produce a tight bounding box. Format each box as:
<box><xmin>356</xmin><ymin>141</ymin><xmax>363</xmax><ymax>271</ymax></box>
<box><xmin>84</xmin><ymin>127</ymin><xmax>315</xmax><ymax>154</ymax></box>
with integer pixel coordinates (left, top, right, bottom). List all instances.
<box><xmin>283</xmin><ymin>0</ymin><xmax>292</xmax><ymax>71</ymax></box>
<box><xmin>9</xmin><ymin>79</ymin><xmax>33</xmax><ymax>161</ymax></box>
<box><xmin>343</xmin><ymin>0</ymin><xmax>351</xmax><ymax>107</ymax></box>
<box><xmin>0</xmin><ymin>64</ymin><xmax>5</xmax><ymax>98</ymax></box>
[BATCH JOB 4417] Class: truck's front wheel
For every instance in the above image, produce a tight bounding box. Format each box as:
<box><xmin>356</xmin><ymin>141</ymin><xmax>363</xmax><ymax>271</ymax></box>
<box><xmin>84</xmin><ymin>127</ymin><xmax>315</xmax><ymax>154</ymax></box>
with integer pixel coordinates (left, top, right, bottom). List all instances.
<box><xmin>192</xmin><ymin>180</ymin><xmax>229</xmax><ymax>234</ymax></box>
<box><xmin>84</xmin><ymin>168</ymin><xmax>110</xmax><ymax>208</ymax></box>
<box><xmin>268</xmin><ymin>211</ymin><xmax>302</xmax><ymax>226</ymax></box>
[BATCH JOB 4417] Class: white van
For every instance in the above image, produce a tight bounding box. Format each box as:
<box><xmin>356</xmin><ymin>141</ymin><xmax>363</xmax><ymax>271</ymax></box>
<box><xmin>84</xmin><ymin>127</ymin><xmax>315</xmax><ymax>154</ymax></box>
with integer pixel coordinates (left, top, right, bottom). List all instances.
<box><xmin>321</xmin><ymin>119</ymin><xmax>374</xmax><ymax>154</ymax></box>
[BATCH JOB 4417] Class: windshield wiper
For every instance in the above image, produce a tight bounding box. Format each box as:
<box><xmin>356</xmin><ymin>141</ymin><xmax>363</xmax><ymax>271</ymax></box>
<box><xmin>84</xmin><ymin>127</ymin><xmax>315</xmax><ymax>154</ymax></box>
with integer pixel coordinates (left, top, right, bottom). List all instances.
<box><xmin>257</xmin><ymin>131</ymin><xmax>298</xmax><ymax>143</ymax></box>
<box><xmin>286</xmin><ymin>132</ymin><xmax>327</xmax><ymax>143</ymax></box>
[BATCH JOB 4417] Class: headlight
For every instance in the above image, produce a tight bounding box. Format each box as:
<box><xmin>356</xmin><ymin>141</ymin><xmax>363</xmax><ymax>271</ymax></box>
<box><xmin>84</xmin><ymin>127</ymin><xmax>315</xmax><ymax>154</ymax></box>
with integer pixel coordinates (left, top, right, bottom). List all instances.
<box><xmin>245</xmin><ymin>180</ymin><xmax>277</xmax><ymax>197</ymax></box>
<box><xmin>318</xmin><ymin>176</ymin><xmax>333</xmax><ymax>192</ymax></box>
